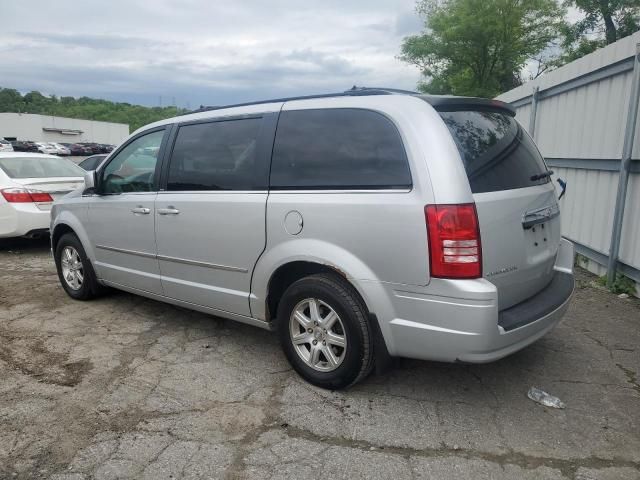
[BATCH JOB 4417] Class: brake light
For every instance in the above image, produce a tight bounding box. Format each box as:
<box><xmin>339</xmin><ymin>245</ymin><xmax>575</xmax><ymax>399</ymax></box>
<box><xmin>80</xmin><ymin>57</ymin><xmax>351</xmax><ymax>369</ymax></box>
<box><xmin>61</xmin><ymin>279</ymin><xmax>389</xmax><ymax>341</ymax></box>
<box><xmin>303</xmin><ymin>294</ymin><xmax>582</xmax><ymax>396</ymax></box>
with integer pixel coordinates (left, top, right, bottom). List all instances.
<box><xmin>1</xmin><ymin>188</ymin><xmax>53</xmax><ymax>203</ymax></box>
<box><xmin>425</xmin><ymin>203</ymin><xmax>482</xmax><ymax>279</ymax></box>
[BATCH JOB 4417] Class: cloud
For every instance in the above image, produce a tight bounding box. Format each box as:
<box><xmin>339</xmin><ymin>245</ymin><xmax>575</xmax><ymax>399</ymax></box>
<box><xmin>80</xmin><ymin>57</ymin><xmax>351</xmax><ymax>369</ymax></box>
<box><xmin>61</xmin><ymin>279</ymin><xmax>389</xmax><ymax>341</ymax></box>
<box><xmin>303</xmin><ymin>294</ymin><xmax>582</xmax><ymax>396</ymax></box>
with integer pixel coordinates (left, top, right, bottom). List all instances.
<box><xmin>0</xmin><ymin>0</ymin><xmax>423</xmax><ymax>108</ymax></box>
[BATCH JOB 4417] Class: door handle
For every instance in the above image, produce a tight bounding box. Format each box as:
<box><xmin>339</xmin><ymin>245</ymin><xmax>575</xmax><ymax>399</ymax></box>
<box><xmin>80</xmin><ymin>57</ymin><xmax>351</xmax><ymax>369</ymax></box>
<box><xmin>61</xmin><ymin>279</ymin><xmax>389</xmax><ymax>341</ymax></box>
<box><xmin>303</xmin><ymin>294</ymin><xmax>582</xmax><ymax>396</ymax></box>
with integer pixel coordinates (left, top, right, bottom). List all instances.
<box><xmin>131</xmin><ymin>206</ymin><xmax>151</xmax><ymax>215</ymax></box>
<box><xmin>522</xmin><ymin>205</ymin><xmax>560</xmax><ymax>229</ymax></box>
<box><xmin>157</xmin><ymin>207</ymin><xmax>180</xmax><ymax>215</ymax></box>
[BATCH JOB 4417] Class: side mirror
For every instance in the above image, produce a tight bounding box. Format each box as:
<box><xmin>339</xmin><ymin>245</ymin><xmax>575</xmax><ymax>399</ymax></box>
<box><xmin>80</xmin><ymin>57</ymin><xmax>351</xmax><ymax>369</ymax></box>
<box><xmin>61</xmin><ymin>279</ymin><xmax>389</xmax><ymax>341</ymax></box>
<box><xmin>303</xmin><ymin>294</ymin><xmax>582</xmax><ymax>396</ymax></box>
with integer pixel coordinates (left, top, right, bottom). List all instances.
<box><xmin>83</xmin><ymin>170</ymin><xmax>97</xmax><ymax>194</ymax></box>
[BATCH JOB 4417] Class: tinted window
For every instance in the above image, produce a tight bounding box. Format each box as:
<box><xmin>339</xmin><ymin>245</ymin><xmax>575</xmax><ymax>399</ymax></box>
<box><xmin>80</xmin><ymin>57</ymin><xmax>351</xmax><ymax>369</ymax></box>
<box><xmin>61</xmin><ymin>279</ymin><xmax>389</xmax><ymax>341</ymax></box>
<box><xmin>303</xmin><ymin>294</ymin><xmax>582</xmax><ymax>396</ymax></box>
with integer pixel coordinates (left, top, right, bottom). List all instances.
<box><xmin>101</xmin><ymin>129</ymin><xmax>164</xmax><ymax>194</ymax></box>
<box><xmin>438</xmin><ymin>110</ymin><xmax>550</xmax><ymax>193</ymax></box>
<box><xmin>167</xmin><ymin>118</ymin><xmax>263</xmax><ymax>191</ymax></box>
<box><xmin>270</xmin><ymin>109</ymin><xmax>411</xmax><ymax>189</ymax></box>
<box><xmin>0</xmin><ymin>156</ymin><xmax>84</xmax><ymax>178</ymax></box>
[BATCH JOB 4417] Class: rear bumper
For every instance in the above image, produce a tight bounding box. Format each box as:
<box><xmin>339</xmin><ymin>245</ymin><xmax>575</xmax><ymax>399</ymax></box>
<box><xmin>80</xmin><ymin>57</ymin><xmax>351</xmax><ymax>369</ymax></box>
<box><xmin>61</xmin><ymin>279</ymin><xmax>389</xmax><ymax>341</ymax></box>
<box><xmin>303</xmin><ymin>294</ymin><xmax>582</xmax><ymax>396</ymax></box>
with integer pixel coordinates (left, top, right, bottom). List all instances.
<box><xmin>0</xmin><ymin>203</ymin><xmax>51</xmax><ymax>238</ymax></box>
<box><xmin>366</xmin><ymin>238</ymin><xmax>575</xmax><ymax>363</ymax></box>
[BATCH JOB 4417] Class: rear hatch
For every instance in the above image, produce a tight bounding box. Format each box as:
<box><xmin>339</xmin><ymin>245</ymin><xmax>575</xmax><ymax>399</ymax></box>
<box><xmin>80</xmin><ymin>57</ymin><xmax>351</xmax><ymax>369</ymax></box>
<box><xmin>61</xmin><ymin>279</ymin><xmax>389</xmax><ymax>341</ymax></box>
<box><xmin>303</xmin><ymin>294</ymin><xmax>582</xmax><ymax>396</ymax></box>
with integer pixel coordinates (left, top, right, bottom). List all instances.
<box><xmin>437</xmin><ymin>107</ymin><xmax>560</xmax><ymax>310</ymax></box>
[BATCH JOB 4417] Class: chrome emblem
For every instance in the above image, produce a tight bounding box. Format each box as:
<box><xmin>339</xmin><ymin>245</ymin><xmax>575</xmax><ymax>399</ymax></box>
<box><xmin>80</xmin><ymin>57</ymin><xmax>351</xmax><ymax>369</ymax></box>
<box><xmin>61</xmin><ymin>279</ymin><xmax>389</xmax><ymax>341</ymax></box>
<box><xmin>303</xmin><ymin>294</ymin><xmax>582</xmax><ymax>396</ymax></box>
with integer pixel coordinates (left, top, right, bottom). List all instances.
<box><xmin>485</xmin><ymin>265</ymin><xmax>518</xmax><ymax>277</ymax></box>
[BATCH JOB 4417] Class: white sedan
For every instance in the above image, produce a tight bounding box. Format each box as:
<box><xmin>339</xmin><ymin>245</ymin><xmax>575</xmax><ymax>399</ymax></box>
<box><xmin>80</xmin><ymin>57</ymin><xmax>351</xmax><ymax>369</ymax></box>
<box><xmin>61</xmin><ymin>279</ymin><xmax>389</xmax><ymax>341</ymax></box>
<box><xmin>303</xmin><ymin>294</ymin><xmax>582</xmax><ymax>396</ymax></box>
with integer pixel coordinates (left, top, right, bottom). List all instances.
<box><xmin>48</xmin><ymin>142</ymin><xmax>71</xmax><ymax>156</ymax></box>
<box><xmin>0</xmin><ymin>153</ymin><xmax>85</xmax><ymax>238</ymax></box>
<box><xmin>35</xmin><ymin>142</ymin><xmax>59</xmax><ymax>155</ymax></box>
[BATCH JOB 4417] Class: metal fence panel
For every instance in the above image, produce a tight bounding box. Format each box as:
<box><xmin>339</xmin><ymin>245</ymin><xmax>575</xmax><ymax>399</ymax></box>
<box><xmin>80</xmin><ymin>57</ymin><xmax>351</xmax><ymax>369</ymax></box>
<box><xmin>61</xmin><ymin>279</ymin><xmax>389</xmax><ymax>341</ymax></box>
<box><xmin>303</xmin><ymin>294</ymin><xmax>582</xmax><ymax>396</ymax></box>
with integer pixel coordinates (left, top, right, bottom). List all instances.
<box><xmin>620</xmin><ymin>173</ymin><xmax>640</xmax><ymax>266</ymax></box>
<box><xmin>497</xmin><ymin>31</ymin><xmax>640</xmax><ymax>286</ymax></box>
<box><xmin>533</xmin><ymin>73</ymin><xmax>630</xmax><ymax>158</ymax></box>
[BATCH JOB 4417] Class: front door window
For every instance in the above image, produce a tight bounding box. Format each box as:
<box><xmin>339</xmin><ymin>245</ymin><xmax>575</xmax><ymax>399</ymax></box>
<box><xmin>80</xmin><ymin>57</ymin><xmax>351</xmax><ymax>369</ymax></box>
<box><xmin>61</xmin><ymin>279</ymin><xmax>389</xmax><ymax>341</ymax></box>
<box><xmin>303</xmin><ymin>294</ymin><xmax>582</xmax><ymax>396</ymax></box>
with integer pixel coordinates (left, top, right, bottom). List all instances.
<box><xmin>101</xmin><ymin>130</ymin><xmax>164</xmax><ymax>194</ymax></box>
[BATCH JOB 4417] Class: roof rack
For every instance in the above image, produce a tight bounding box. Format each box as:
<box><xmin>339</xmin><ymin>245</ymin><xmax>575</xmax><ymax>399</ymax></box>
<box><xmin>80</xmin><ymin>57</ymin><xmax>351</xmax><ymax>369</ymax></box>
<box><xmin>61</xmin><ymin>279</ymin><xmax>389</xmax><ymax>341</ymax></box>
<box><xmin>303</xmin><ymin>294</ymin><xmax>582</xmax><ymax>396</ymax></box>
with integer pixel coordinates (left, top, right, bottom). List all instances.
<box><xmin>182</xmin><ymin>86</ymin><xmax>514</xmax><ymax>117</ymax></box>
<box><xmin>184</xmin><ymin>86</ymin><xmax>415</xmax><ymax>115</ymax></box>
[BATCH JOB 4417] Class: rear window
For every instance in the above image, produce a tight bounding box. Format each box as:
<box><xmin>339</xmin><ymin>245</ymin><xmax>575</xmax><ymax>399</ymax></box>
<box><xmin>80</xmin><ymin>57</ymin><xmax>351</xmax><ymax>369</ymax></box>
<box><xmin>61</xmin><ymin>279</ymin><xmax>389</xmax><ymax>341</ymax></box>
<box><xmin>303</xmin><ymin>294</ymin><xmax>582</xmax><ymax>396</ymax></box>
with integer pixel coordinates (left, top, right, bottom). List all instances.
<box><xmin>270</xmin><ymin>109</ymin><xmax>411</xmax><ymax>190</ymax></box>
<box><xmin>0</xmin><ymin>156</ymin><xmax>84</xmax><ymax>178</ymax></box>
<box><xmin>438</xmin><ymin>110</ymin><xmax>550</xmax><ymax>193</ymax></box>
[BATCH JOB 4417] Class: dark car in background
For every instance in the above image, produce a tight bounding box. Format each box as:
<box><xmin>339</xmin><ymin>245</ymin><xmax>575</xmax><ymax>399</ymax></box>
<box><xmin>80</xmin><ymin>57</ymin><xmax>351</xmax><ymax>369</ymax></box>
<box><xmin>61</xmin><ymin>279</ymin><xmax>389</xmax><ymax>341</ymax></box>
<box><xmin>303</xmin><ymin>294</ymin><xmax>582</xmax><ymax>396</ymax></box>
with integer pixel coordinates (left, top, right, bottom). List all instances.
<box><xmin>78</xmin><ymin>143</ymin><xmax>104</xmax><ymax>154</ymax></box>
<box><xmin>60</xmin><ymin>143</ymin><xmax>93</xmax><ymax>156</ymax></box>
<box><xmin>11</xmin><ymin>141</ymin><xmax>39</xmax><ymax>153</ymax></box>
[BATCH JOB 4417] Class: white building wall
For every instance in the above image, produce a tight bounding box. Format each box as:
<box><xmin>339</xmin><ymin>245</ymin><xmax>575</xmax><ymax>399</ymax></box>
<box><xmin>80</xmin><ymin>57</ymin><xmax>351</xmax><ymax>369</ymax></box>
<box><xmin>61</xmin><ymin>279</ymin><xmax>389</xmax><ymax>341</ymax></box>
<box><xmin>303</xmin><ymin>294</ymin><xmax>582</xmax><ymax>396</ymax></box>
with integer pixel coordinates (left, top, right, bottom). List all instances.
<box><xmin>0</xmin><ymin>113</ymin><xmax>129</xmax><ymax>145</ymax></box>
<box><xmin>497</xmin><ymin>31</ymin><xmax>640</xmax><ymax>287</ymax></box>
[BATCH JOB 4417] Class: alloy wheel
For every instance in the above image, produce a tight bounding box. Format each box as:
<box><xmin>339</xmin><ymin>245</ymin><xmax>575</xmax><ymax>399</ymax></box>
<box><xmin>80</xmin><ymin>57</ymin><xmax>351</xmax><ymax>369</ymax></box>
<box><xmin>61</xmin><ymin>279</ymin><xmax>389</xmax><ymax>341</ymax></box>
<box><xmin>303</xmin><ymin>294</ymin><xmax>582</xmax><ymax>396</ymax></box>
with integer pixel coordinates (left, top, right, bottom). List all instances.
<box><xmin>289</xmin><ymin>298</ymin><xmax>347</xmax><ymax>372</ymax></box>
<box><xmin>61</xmin><ymin>246</ymin><xmax>84</xmax><ymax>290</ymax></box>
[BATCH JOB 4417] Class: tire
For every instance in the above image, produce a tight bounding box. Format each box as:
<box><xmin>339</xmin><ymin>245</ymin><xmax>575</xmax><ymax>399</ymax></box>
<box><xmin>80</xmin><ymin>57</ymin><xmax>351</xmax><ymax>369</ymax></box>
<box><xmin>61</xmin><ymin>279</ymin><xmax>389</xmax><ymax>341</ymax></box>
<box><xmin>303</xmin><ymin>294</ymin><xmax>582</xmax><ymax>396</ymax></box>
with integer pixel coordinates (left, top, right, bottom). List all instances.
<box><xmin>277</xmin><ymin>273</ymin><xmax>374</xmax><ymax>389</ymax></box>
<box><xmin>54</xmin><ymin>232</ymin><xmax>105</xmax><ymax>300</ymax></box>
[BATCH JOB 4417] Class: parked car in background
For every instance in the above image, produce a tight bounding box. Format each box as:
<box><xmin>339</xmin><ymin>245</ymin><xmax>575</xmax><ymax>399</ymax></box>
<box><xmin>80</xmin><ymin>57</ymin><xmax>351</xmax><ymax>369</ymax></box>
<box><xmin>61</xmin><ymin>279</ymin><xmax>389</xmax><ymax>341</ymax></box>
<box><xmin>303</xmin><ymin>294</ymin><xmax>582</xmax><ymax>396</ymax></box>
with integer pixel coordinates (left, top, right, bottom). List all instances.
<box><xmin>35</xmin><ymin>142</ymin><xmax>58</xmax><ymax>155</ymax></box>
<box><xmin>0</xmin><ymin>140</ymin><xmax>14</xmax><ymax>152</ymax></box>
<box><xmin>78</xmin><ymin>143</ymin><xmax>103</xmax><ymax>155</ymax></box>
<box><xmin>50</xmin><ymin>89</ymin><xmax>574</xmax><ymax>389</ymax></box>
<box><xmin>0</xmin><ymin>153</ymin><xmax>84</xmax><ymax>238</ymax></box>
<box><xmin>11</xmin><ymin>141</ymin><xmax>39</xmax><ymax>153</ymax></box>
<box><xmin>48</xmin><ymin>143</ymin><xmax>71</xmax><ymax>156</ymax></box>
<box><xmin>98</xmin><ymin>144</ymin><xmax>116</xmax><ymax>153</ymax></box>
<box><xmin>78</xmin><ymin>154</ymin><xmax>107</xmax><ymax>171</ymax></box>
<box><xmin>61</xmin><ymin>143</ymin><xmax>92</xmax><ymax>156</ymax></box>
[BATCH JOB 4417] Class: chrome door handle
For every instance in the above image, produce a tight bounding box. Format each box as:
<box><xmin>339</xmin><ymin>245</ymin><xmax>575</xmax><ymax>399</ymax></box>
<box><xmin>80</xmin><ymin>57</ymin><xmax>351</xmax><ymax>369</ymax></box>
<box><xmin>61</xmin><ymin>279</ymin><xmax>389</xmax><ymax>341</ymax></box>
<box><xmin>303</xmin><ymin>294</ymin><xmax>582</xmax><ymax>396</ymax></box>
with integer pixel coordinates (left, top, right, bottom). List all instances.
<box><xmin>157</xmin><ymin>207</ymin><xmax>180</xmax><ymax>215</ymax></box>
<box><xmin>522</xmin><ymin>204</ymin><xmax>560</xmax><ymax>229</ymax></box>
<box><xmin>131</xmin><ymin>206</ymin><xmax>151</xmax><ymax>215</ymax></box>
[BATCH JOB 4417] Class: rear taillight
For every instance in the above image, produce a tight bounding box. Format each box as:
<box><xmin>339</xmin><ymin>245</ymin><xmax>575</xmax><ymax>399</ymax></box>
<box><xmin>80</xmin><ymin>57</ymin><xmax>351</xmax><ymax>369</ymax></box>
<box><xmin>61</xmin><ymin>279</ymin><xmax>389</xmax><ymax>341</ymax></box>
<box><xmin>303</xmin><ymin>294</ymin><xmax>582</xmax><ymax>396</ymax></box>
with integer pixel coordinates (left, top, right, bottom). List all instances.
<box><xmin>425</xmin><ymin>203</ymin><xmax>482</xmax><ymax>279</ymax></box>
<box><xmin>1</xmin><ymin>188</ymin><xmax>53</xmax><ymax>203</ymax></box>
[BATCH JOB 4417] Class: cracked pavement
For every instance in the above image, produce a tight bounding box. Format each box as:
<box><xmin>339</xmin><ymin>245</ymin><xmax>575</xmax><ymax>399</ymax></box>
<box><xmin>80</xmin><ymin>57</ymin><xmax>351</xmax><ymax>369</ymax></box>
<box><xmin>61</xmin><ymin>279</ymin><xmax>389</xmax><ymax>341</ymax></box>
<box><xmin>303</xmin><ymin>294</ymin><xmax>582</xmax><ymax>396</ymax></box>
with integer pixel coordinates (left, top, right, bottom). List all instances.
<box><xmin>0</xmin><ymin>238</ymin><xmax>639</xmax><ymax>480</ymax></box>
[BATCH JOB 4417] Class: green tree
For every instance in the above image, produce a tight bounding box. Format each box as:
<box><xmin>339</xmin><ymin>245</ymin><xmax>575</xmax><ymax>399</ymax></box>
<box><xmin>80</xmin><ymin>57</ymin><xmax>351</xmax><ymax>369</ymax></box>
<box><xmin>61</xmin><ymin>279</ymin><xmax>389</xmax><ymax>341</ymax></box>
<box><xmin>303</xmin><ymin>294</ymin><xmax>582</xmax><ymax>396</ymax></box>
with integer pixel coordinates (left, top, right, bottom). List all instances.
<box><xmin>557</xmin><ymin>0</ymin><xmax>640</xmax><ymax>64</ymax></box>
<box><xmin>399</xmin><ymin>0</ymin><xmax>565</xmax><ymax>97</ymax></box>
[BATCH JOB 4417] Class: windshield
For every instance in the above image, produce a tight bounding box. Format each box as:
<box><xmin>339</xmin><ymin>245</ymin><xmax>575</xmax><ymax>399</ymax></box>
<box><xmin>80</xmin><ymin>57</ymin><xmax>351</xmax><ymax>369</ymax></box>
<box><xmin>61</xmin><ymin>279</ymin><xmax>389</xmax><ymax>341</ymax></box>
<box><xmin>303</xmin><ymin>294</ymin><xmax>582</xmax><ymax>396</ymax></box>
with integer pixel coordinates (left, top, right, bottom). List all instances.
<box><xmin>0</xmin><ymin>156</ymin><xmax>84</xmax><ymax>178</ymax></box>
<box><xmin>438</xmin><ymin>110</ymin><xmax>550</xmax><ymax>193</ymax></box>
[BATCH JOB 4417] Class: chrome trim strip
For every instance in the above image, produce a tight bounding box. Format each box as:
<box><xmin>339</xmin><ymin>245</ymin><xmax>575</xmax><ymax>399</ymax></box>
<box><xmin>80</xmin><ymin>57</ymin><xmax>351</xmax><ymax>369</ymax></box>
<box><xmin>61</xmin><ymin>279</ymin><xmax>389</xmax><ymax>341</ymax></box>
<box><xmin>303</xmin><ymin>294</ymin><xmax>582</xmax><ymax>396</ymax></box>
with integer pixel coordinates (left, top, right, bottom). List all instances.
<box><xmin>268</xmin><ymin>189</ymin><xmax>412</xmax><ymax>194</ymax></box>
<box><xmin>522</xmin><ymin>204</ymin><xmax>561</xmax><ymax>229</ymax></box>
<box><xmin>95</xmin><ymin>244</ymin><xmax>156</xmax><ymax>259</ymax></box>
<box><xmin>95</xmin><ymin>244</ymin><xmax>248</xmax><ymax>273</ymax></box>
<box><xmin>156</xmin><ymin>255</ymin><xmax>248</xmax><ymax>273</ymax></box>
<box><xmin>157</xmin><ymin>190</ymin><xmax>268</xmax><ymax>194</ymax></box>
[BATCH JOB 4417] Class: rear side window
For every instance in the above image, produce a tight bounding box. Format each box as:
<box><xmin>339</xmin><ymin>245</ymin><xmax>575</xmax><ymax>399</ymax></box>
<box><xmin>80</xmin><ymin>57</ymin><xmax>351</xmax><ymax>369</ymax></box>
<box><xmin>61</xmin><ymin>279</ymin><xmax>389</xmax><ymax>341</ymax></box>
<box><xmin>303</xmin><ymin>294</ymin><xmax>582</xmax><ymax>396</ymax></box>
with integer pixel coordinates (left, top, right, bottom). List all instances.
<box><xmin>438</xmin><ymin>110</ymin><xmax>549</xmax><ymax>193</ymax></box>
<box><xmin>167</xmin><ymin>118</ymin><xmax>263</xmax><ymax>191</ymax></box>
<box><xmin>270</xmin><ymin>109</ymin><xmax>411</xmax><ymax>189</ymax></box>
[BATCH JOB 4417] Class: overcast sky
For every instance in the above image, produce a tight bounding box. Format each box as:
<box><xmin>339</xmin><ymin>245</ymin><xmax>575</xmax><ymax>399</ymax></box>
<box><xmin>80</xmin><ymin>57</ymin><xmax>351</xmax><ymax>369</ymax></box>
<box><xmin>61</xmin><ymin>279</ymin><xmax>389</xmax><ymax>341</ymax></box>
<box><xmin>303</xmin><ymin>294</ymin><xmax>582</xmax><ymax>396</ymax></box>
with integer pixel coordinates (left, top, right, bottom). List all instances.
<box><xmin>0</xmin><ymin>1</ymin><xmax>424</xmax><ymax>108</ymax></box>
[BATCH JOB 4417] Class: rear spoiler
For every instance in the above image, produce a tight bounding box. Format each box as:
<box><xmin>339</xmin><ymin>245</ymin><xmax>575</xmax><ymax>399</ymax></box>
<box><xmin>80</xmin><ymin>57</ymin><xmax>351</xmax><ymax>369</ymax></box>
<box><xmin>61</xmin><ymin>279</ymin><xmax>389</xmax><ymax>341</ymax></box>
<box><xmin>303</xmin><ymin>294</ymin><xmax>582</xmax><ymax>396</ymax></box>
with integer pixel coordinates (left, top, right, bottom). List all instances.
<box><xmin>417</xmin><ymin>95</ymin><xmax>516</xmax><ymax>117</ymax></box>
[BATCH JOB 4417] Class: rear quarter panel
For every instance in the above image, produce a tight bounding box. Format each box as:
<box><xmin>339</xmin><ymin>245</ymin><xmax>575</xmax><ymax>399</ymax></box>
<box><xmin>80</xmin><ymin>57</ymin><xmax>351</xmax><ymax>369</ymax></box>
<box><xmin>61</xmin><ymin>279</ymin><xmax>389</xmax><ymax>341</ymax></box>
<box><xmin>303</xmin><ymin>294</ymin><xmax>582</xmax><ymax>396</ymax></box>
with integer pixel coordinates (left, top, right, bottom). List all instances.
<box><xmin>250</xmin><ymin>190</ymin><xmax>428</xmax><ymax>320</ymax></box>
<box><xmin>251</xmin><ymin>95</ymin><xmax>462</xmax><ymax>321</ymax></box>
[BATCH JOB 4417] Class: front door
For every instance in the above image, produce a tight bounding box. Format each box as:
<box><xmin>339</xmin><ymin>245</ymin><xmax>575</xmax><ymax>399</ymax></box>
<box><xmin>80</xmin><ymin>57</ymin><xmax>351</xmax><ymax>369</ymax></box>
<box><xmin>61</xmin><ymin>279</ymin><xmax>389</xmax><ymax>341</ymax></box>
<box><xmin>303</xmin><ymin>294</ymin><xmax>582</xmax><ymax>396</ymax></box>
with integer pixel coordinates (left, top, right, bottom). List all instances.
<box><xmin>85</xmin><ymin>128</ymin><xmax>167</xmax><ymax>294</ymax></box>
<box><xmin>155</xmin><ymin>116</ymin><xmax>272</xmax><ymax>316</ymax></box>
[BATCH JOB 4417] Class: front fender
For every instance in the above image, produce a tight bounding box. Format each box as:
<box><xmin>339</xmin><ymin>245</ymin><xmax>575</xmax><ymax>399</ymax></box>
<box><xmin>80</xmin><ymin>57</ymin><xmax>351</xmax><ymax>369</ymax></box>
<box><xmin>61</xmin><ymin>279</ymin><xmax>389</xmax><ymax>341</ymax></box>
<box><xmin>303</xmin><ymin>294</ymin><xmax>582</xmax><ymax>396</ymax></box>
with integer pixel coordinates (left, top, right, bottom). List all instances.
<box><xmin>51</xmin><ymin>204</ymin><xmax>95</xmax><ymax>262</ymax></box>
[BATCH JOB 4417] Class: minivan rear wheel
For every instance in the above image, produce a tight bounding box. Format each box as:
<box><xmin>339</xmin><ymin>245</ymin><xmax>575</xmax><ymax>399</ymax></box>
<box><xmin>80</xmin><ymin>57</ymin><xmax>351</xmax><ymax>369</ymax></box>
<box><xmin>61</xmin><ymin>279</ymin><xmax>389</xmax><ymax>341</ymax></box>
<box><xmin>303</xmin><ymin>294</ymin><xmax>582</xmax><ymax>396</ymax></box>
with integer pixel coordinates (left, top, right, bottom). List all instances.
<box><xmin>277</xmin><ymin>273</ymin><xmax>374</xmax><ymax>389</ymax></box>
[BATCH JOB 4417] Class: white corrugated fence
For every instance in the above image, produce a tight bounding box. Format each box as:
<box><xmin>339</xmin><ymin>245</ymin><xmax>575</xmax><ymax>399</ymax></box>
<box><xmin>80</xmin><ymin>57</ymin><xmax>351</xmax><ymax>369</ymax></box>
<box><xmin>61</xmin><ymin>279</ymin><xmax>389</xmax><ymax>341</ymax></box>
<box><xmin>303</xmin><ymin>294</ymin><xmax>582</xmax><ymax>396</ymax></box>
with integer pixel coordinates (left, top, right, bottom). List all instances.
<box><xmin>496</xmin><ymin>32</ymin><xmax>640</xmax><ymax>294</ymax></box>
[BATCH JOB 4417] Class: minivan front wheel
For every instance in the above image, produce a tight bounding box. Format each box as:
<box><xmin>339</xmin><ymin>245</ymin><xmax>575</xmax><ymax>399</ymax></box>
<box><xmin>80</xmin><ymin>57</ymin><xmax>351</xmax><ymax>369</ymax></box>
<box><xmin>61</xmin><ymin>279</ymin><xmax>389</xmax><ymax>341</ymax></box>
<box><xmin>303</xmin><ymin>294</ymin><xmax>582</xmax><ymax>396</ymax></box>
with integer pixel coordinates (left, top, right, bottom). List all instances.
<box><xmin>54</xmin><ymin>232</ymin><xmax>104</xmax><ymax>300</ymax></box>
<box><xmin>278</xmin><ymin>273</ymin><xmax>374</xmax><ymax>389</ymax></box>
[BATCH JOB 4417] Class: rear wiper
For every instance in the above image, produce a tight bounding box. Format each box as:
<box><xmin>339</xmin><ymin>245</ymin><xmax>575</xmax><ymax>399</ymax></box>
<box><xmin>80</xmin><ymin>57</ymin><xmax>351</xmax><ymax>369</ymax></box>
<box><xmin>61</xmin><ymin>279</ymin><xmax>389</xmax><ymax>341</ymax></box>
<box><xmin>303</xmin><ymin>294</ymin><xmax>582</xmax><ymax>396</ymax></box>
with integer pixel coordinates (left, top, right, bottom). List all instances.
<box><xmin>530</xmin><ymin>170</ymin><xmax>554</xmax><ymax>181</ymax></box>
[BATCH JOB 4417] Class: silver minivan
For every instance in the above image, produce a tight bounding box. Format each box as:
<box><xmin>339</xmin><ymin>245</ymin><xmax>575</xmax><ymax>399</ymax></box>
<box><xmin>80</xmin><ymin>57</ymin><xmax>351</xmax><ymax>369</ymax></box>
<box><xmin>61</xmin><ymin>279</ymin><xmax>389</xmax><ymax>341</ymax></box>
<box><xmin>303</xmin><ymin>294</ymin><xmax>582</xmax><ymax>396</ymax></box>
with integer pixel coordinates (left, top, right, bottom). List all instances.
<box><xmin>51</xmin><ymin>88</ymin><xmax>574</xmax><ymax>389</ymax></box>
